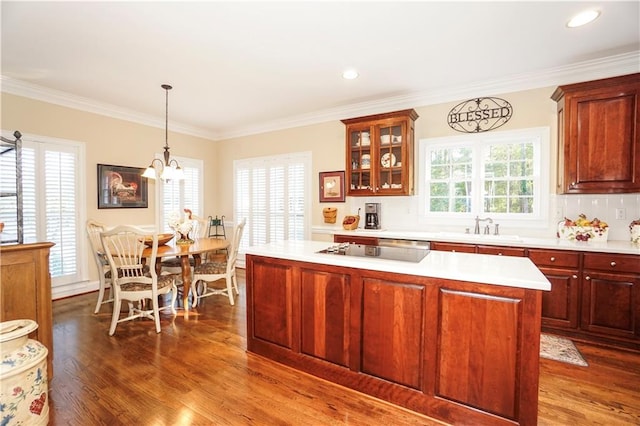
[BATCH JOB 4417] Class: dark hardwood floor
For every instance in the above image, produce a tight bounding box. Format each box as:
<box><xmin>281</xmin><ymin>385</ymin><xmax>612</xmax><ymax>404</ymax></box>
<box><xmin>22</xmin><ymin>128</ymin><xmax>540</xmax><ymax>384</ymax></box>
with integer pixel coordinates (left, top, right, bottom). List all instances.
<box><xmin>49</xmin><ymin>272</ymin><xmax>640</xmax><ymax>425</ymax></box>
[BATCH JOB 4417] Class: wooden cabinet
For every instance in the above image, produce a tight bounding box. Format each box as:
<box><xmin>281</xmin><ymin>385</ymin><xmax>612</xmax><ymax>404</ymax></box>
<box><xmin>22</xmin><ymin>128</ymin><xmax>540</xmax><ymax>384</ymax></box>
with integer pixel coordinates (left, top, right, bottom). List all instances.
<box><xmin>552</xmin><ymin>73</ymin><xmax>640</xmax><ymax>193</ymax></box>
<box><xmin>342</xmin><ymin>109</ymin><xmax>418</xmax><ymax>196</ymax></box>
<box><xmin>528</xmin><ymin>249</ymin><xmax>581</xmax><ymax>330</ymax></box>
<box><xmin>246</xmin><ymin>254</ymin><xmax>543</xmax><ymax>426</ymax></box>
<box><xmin>0</xmin><ymin>242</ymin><xmax>55</xmax><ymax>378</ymax></box>
<box><xmin>477</xmin><ymin>245</ymin><xmax>526</xmax><ymax>257</ymax></box>
<box><xmin>431</xmin><ymin>241</ymin><xmax>525</xmax><ymax>256</ymax></box>
<box><xmin>333</xmin><ymin>234</ymin><xmax>378</xmax><ymax>245</ymax></box>
<box><xmin>430</xmin><ymin>241</ymin><xmax>476</xmax><ymax>253</ymax></box>
<box><xmin>581</xmin><ymin>252</ymin><xmax>640</xmax><ymax>341</ymax></box>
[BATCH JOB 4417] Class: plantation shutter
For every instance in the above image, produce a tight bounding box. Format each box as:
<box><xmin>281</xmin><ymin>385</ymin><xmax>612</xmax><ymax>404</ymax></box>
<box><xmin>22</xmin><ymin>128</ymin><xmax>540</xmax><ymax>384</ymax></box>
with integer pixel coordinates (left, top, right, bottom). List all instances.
<box><xmin>234</xmin><ymin>152</ymin><xmax>311</xmax><ymax>253</ymax></box>
<box><xmin>21</xmin><ymin>139</ymin><xmax>82</xmax><ymax>287</ymax></box>
<box><xmin>159</xmin><ymin>157</ymin><xmax>203</xmax><ymax>232</ymax></box>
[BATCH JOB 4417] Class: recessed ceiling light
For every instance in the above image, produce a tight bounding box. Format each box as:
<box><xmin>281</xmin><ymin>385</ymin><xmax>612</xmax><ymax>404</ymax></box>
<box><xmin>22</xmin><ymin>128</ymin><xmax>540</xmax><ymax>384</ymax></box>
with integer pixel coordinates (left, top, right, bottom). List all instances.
<box><xmin>567</xmin><ymin>9</ymin><xmax>600</xmax><ymax>28</ymax></box>
<box><xmin>342</xmin><ymin>69</ymin><xmax>359</xmax><ymax>80</ymax></box>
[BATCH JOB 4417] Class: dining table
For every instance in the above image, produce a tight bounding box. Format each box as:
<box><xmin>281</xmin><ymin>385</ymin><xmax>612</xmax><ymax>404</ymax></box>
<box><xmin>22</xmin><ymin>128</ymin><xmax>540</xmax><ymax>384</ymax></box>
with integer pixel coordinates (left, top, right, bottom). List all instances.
<box><xmin>143</xmin><ymin>237</ymin><xmax>230</xmax><ymax>312</ymax></box>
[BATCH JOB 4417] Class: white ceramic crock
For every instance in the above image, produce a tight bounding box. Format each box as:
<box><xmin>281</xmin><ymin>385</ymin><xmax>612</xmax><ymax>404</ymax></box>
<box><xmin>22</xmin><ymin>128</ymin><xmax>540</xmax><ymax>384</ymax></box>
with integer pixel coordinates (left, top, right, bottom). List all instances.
<box><xmin>0</xmin><ymin>319</ymin><xmax>49</xmax><ymax>425</ymax></box>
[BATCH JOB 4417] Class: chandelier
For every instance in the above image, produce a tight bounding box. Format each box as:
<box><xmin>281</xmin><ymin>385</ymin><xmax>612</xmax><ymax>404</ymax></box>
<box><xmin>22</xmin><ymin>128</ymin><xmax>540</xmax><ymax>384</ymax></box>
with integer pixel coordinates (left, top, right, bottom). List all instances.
<box><xmin>142</xmin><ymin>84</ymin><xmax>184</xmax><ymax>181</ymax></box>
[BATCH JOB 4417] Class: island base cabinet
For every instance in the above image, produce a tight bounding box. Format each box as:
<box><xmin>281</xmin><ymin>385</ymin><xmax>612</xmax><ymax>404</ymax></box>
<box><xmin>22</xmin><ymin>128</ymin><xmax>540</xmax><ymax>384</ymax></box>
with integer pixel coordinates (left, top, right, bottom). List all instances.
<box><xmin>246</xmin><ymin>255</ymin><xmax>543</xmax><ymax>426</ymax></box>
<box><xmin>361</xmin><ymin>278</ymin><xmax>425</xmax><ymax>389</ymax></box>
<box><xmin>436</xmin><ymin>287</ymin><xmax>520</xmax><ymax>419</ymax></box>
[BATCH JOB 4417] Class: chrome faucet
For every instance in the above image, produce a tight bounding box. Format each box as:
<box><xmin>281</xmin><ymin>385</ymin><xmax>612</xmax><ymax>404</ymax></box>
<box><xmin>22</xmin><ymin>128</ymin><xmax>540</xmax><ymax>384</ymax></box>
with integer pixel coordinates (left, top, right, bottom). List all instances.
<box><xmin>474</xmin><ymin>216</ymin><xmax>493</xmax><ymax>234</ymax></box>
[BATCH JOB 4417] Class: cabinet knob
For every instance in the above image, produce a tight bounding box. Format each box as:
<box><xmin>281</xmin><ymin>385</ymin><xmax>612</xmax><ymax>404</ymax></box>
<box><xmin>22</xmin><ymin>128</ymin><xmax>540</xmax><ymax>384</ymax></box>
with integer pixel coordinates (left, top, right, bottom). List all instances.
<box><xmin>572</xmin><ymin>275</ymin><xmax>578</xmax><ymax>279</ymax></box>
<box><xmin>610</xmin><ymin>261</ymin><xmax>616</xmax><ymax>267</ymax></box>
<box><xmin>585</xmin><ymin>276</ymin><xmax>591</xmax><ymax>280</ymax></box>
<box><xmin>497</xmin><ymin>253</ymin><xmax>503</xmax><ymax>256</ymax></box>
<box><xmin>550</xmin><ymin>257</ymin><xmax>556</xmax><ymax>262</ymax></box>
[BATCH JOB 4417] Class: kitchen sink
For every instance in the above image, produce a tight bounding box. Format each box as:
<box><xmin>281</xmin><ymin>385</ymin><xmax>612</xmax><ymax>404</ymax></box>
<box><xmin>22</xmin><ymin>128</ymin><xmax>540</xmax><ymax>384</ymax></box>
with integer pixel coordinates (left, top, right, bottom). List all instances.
<box><xmin>436</xmin><ymin>232</ymin><xmax>522</xmax><ymax>242</ymax></box>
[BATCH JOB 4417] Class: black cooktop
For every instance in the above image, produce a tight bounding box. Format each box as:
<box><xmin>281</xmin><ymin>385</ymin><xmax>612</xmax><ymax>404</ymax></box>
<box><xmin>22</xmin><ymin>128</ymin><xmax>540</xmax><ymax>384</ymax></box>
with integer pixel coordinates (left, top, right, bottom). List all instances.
<box><xmin>317</xmin><ymin>243</ymin><xmax>429</xmax><ymax>263</ymax></box>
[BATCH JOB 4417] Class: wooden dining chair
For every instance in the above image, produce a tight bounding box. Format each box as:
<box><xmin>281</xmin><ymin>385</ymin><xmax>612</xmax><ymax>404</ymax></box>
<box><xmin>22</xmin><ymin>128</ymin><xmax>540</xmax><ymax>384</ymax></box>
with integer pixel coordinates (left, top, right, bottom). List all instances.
<box><xmin>192</xmin><ymin>218</ymin><xmax>246</xmax><ymax>306</ymax></box>
<box><xmin>100</xmin><ymin>225</ymin><xmax>177</xmax><ymax>336</ymax></box>
<box><xmin>86</xmin><ymin>219</ymin><xmax>113</xmax><ymax>314</ymax></box>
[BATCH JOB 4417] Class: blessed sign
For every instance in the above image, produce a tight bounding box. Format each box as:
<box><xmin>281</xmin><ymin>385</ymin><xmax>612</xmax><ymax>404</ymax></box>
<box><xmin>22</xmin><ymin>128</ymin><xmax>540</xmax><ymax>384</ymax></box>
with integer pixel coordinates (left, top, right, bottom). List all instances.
<box><xmin>448</xmin><ymin>97</ymin><xmax>513</xmax><ymax>133</ymax></box>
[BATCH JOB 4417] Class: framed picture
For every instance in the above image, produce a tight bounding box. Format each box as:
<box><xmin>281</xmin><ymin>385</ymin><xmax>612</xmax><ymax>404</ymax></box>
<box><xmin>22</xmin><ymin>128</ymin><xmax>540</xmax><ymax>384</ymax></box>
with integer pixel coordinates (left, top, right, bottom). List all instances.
<box><xmin>97</xmin><ymin>164</ymin><xmax>148</xmax><ymax>209</ymax></box>
<box><xmin>319</xmin><ymin>170</ymin><xmax>345</xmax><ymax>202</ymax></box>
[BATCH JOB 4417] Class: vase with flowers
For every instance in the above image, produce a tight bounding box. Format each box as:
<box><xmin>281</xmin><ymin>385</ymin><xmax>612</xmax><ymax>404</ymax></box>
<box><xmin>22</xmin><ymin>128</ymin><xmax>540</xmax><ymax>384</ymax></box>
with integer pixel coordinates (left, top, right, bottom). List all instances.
<box><xmin>168</xmin><ymin>209</ymin><xmax>194</xmax><ymax>244</ymax></box>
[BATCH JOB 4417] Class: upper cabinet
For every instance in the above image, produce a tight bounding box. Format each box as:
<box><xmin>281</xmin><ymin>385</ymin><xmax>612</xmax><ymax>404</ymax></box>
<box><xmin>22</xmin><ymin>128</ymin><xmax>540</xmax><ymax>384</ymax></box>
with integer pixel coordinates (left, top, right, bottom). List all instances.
<box><xmin>342</xmin><ymin>109</ymin><xmax>418</xmax><ymax>196</ymax></box>
<box><xmin>552</xmin><ymin>73</ymin><xmax>640</xmax><ymax>194</ymax></box>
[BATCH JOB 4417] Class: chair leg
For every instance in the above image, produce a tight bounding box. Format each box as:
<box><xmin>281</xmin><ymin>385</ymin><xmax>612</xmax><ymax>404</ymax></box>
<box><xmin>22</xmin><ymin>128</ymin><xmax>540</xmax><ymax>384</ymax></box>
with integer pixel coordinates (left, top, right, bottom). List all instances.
<box><xmin>169</xmin><ymin>284</ymin><xmax>177</xmax><ymax>315</ymax></box>
<box><xmin>152</xmin><ymin>297</ymin><xmax>161</xmax><ymax>333</ymax></box>
<box><xmin>94</xmin><ymin>281</ymin><xmax>106</xmax><ymax>314</ymax></box>
<box><xmin>109</xmin><ymin>298</ymin><xmax>122</xmax><ymax>336</ymax></box>
<box><xmin>192</xmin><ymin>280</ymin><xmax>200</xmax><ymax>308</ymax></box>
<box><xmin>226</xmin><ymin>275</ymin><xmax>235</xmax><ymax>306</ymax></box>
<box><xmin>231</xmin><ymin>273</ymin><xmax>239</xmax><ymax>295</ymax></box>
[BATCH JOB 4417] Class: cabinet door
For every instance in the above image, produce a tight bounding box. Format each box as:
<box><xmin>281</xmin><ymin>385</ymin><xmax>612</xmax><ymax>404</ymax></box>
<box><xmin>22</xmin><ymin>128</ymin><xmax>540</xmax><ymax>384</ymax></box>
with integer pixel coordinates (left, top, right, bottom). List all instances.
<box><xmin>555</xmin><ymin>74</ymin><xmax>640</xmax><ymax>193</ymax></box>
<box><xmin>347</xmin><ymin>125</ymin><xmax>375</xmax><ymax>195</ymax></box>
<box><xmin>539</xmin><ymin>266</ymin><xmax>580</xmax><ymax>329</ymax></box>
<box><xmin>581</xmin><ymin>270</ymin><xmax>640</xmax><ymax>339</ymax></box>
<box><xmin>436</xmin><ymin>286</ymin><xmax>524</xmax><ymax>420</ymax></box>
<box><xmin>376</xmin><ymin>120</ymin><xmax>409</xmax><ymax>195</ymax></box>
<box><xmin>300</xmin><ymin>268</ymin><xmax>351</xmax><ymax>367</ymax></box>
<box><xmin>247</xmin><ymin>258</ymin><xmax>296</xmax><ymax>349</ymax></box>
<box><xmin>361</xmin><ymin>277</ymin><xmax>425</xmax><ymax>390</ymax></box>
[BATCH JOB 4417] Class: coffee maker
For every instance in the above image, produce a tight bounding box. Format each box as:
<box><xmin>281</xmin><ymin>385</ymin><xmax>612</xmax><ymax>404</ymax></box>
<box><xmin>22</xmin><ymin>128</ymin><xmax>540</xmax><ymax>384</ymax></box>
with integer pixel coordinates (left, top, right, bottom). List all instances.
<box><xmin>364</xmin><ymin>203</ymin><xmax>381</xmax><ymax>230</ymax></box>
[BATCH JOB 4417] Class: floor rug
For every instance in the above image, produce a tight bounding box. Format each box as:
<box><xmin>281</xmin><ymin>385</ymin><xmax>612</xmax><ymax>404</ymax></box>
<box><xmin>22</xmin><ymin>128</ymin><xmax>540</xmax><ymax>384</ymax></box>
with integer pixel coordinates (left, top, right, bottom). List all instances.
<box><xmin>540</xmin><ymin>333</ymin><xmax>588</xmax><ymax>367</ymax></box>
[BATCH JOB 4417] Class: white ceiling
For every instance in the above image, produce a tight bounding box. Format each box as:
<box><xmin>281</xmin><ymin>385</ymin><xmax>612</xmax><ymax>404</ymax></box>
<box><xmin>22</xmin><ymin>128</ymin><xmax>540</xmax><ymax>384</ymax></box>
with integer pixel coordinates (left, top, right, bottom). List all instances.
<box><xmin>1</xmin><ymin>1</ymin><xmax>639</xmax><ymax>141</ymax></box>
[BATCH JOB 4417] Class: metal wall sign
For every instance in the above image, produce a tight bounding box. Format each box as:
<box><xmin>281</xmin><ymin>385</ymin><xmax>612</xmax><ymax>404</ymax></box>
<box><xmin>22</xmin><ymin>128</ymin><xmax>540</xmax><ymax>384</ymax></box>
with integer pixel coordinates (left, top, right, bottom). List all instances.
<box><xmin>447</xmin><ymin>97</ymin><xmax>513</xmax><ymax>133</ymax></box>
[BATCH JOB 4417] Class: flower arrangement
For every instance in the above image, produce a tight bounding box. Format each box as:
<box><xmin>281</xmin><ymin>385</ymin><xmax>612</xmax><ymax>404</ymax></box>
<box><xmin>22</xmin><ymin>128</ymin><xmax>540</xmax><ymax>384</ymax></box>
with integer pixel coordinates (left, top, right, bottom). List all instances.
<box><xmin>630</xmin><ymin>219</ymin><xmax>640</xmax><ymax>244</ymax></box>
<box><xmin>557</xmin><ymin>214</ymin><xmax>609</xmax><ymax>242</ymax></box>
<box><xmin>168</xmin><ymin>209</ymin><xmax>194</xmax><ymax>244</ymax></box>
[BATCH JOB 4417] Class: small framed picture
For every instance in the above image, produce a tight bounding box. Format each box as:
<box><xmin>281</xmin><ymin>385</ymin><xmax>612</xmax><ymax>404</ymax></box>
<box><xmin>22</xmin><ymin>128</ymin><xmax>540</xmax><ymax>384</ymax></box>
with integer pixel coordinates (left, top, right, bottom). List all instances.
<box><xmin>97</xmin><ymin>164</ymin><xmax>148</xmax><ymax>209</ymax></box>
<box><xmin>319</xmin><ymin>171</ymin><xmax>345</xmax><ymax>203</ymax></box>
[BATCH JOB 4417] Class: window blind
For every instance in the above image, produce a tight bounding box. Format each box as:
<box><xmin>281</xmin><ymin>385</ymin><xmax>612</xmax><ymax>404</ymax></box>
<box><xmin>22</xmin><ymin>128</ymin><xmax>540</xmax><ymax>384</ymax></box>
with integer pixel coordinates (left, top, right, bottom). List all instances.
<box><xmin>234</xmin><ymin>152</ymin><xmax>311</xmax><ymax>252</ymax></box>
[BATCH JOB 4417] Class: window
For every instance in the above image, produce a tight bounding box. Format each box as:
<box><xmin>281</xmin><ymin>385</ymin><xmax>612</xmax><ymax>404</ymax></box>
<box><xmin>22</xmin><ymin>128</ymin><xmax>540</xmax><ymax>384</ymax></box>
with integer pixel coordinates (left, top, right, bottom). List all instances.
<box><xmin>234</xmin><ymin>152</ymin><xmax>311</xmax><ymax>252</ymax></box>
<box><xmin>419</xmin><ymin>127</ymin><xmax>549</xmax><ymax>228</ymax></box>
<box><xmin>0</xmin><ymin>132</ymin><xmax>86</xmax><ymax>288</ymax></box>
<box><xmin>157</xmin><ymin>156</ymin><xmax>203</xmax><ymax>232</ymax></box>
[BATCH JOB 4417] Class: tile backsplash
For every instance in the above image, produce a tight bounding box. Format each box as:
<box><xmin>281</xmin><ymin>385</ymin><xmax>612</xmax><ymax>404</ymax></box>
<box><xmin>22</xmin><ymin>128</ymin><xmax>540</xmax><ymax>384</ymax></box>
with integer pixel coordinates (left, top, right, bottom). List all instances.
<box><xmin>557</xmin><ymin>193</ymin><xmax>640</xmax><ymax>241</ymax></box>
<box><xmin>341</xmin><ymin>193</ymin><xmax>640</xmax><ymax>242</ymax></box>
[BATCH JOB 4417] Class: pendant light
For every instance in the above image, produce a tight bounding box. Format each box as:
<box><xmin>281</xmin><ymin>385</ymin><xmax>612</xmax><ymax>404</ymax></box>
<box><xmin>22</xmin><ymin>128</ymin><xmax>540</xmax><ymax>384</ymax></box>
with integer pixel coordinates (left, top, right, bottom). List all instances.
<box><xmin>142</xmin><ymin>84</ymin><xmax>184</xmax><ymax>181</ymax></box>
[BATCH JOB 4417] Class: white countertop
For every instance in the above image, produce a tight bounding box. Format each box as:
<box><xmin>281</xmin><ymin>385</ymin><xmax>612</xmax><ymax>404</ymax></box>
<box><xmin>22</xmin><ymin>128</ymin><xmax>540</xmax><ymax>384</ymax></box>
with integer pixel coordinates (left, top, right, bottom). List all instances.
<box><xmin>314</xmin><ymin>226</ymin><xmax>640</xmax><ymax>255</ymax></box>
<box><xmin>245</xmin><ymin>240</ymin><xmax>551</xmax><ymax>292</ymax></box>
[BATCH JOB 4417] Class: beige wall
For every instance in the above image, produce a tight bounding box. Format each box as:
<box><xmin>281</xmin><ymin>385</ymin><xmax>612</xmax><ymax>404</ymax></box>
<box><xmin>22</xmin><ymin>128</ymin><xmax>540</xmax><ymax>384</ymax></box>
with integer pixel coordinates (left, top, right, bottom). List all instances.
<box><xmin>1</xmin><ymin>93</ymin><xmax>219</xmax><ymax>226</ymax></box>
<box><xmin>2</xmin><ymin>86</ymin><xmax>558</xmax><ymax>228</ymax></box>
<box><xmin>216</xmin><ymin>86</ymin><xmax>559</xmax><ymax>224</ymax></box>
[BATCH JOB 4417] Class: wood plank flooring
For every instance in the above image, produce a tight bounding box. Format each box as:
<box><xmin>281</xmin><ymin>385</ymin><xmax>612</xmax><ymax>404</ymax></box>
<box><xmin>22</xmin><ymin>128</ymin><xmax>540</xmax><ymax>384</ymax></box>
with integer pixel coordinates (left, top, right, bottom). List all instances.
<box><xmin>49</xmin><ymin>272</ymin><xmax>640</xmax><ymax>425</ymax></box>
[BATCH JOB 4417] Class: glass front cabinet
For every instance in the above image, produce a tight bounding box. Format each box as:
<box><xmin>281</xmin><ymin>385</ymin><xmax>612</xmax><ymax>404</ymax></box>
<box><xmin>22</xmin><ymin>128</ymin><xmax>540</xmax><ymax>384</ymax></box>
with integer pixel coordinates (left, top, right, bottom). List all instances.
<box><xmin>342</xmin><ymin>109</ymin><xmax>418</xmax><ymax>196</ymax></box>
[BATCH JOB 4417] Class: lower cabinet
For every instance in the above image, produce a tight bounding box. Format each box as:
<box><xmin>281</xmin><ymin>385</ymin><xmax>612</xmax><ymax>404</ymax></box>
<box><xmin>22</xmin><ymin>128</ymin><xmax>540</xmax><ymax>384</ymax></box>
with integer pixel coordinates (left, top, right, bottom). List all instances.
<box><xmin>581</xmin><ymin>253</ymin><xmax>640</xmax><ymax>342</ymax></box>
<box><xmin>528</xmin><ymin>249</ymin><xmax>581</xmax><ymax>330</ymax></box>
<box><xmin>0</xmin><ymin>242</ymin><xmax>55</xmax><ymax>379</ymax></box>
<box><xmin>246</xmin><ymin>254</ymin><xmax>543</xmax><ymax>426</ymax></box>
<box><xmin>430</xmin><ymin>241</ymin><xmax>476</xmax><ymax>253</ymax></box>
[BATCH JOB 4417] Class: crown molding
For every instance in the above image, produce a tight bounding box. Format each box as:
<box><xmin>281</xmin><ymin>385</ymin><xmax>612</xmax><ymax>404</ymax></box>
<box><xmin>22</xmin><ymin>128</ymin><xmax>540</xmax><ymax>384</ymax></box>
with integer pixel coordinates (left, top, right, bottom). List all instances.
<box><xmin>2</xmin><ymin>51</ymin><xmax>638</xmax><ymax>141</ymax></box>
<box><xmin>219</xmin><ymin>51</ymin><xmax>640</xmax><ymax>140</ymax></box>
<box><xmin>0</xmin><ymin>76</ymin><xmax>218</xmax><ymax>140</ymax></box>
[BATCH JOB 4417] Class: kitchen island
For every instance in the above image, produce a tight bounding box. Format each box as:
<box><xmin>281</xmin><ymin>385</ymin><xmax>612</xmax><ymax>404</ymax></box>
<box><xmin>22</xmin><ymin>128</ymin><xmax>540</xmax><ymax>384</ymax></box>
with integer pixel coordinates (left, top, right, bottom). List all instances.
<box><xmin>245</xmin><ymin>240</ymin><xmax>550</xmax><ymax>426</ymax></box>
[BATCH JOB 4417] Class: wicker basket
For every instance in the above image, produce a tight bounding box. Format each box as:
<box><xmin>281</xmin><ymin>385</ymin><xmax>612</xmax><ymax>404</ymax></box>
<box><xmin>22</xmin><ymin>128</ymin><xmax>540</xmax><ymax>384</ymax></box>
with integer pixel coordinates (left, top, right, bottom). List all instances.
<box><xmin>342</xmin><ymin>215</ymin><xmax>360</xmax><ymax>230</ymax></box>
<box><xmin>322</xmin><ymin>207</ymin><xmax>337</xmax><ymax>224</ymax></box>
